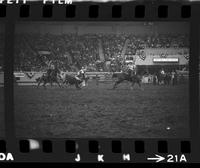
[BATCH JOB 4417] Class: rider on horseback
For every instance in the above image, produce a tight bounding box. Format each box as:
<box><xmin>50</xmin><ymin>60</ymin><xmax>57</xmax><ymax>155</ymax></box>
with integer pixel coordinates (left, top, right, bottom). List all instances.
<box><xmin>75</xmin><ymin>66</ymin><xmax>87</xmax><ymax>87</ymax></box>
<box><xmin>54</xmin><ymin>64</ymin><xmax>61</xmax><ymax>77</ymax></box>
<box><xmin>46</xmin><ymin>63</ymin><xmax>60</xmax><ymax>78</ymax></box>
<box><xmin>47</xmin><ymin>63</ymin><xmax>61</xmax><ymax>84</ymax></box>
<box><xmin>160</xmin><ymin>68</ymin><xmax>165</xmax><ymax>75</ymax></box>
<box><xmin>75</xmin><ymin>66</ymin><xmax>86</xmax><ymax>80</ymax></box>
<box><xmin>46</xmin><ymin>63</ymin><xmax>54</xmax><ymax>79</ymax></box>
<box><xmin>37</xmin><ymin>61</ymin><xmax>62</xmax><ymax>88</ymax></box>
<box><xmin>113</xmin><ymin>63</ymin><xmax>142</xmax><ymax>90</ymax></box>
<box><xmin>126</xmin><ymin>63</ymin><xmax>137</xmax><ymax>78</ymax></box>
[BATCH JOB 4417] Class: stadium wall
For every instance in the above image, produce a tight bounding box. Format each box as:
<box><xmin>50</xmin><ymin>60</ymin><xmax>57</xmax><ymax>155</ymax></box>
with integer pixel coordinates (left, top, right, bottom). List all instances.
<box><xmin>8</xmin><ymin>71</ymin><xmax>190</xmax><ymax>85</ymax></box>
<box><xmin>135</xmin><ymin>48</ymin><xmax>189</xmax><ymax>65</ymax></box>
<box><xmin>12</xmin><ymin>71</ymin><xmax>113</xmax><ymax>85</ymax></box>
<box><xmin>0</xmin><ymin>71</ymin><xmax>192</xmax><ymax>86</ymax></box>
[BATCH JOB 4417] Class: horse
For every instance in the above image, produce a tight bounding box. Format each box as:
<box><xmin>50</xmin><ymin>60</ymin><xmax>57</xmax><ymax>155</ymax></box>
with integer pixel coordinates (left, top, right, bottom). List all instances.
<box><xmin>112</xmin><ymin>72</ymin><xmax>143</xmax><ymax>90</ymax></box>
<box><xmin>156</xmin><ymin>72</ymin><xmax>171</xmax><ymax>85</ymax></box>
<box><xmin>36</xmin><ymin>69</ymin><xmax>62</xmax><ymax>88</ymax></box>
<box><xmin>156</xmin><ymin>72</ymin><xmax>165</xmax><ymax>85</ymax></box>
<box><xmin>62</xmin><ymin>73</ymin><xmax>88</xmax><ymax>89</ymax></box>
<box><xmin>82</xmin><ymin>76</ymin><xmax>90</xmax><ymax>86</ymax></box>
<box><xmin>164</xmin><ymin>72</ymin><xmax>172</xmax><ymax>85</ymax></box>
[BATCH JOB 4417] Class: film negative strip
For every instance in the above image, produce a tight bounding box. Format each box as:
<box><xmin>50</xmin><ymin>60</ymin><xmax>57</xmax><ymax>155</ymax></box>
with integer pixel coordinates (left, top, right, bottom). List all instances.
<box><xmin>0</xmin><ymin>0</ymin><xmax>199</xmax><ymax>165</ymax></box>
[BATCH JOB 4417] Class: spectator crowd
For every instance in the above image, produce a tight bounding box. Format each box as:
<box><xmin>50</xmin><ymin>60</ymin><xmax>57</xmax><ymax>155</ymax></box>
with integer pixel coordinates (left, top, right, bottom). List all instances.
<box><xmin>14</xmin><ymin>33</ymin><xmax>189</xmax><ymax>72</ymax></box>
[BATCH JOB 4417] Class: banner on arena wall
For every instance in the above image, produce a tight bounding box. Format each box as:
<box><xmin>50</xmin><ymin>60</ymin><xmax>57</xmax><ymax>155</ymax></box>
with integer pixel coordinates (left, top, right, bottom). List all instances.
<box><xmin>25</xmin><ymin>72</ymin><xmax>36</xmax><ymax>79</ymax></box>
<box><xmin>138</xmin><ymin>48</ymin><xmax>189</xmax><ymax>59</ymax></box>
<box><xmin>135</xmin><ymin>48</ymin><xmax>189</xmax><ymax>65</ymax></box>
<box><xmin>14</xmin><ymin>72</ymin><xmax>25</xmax><ymax>77</ymax></box>
<box><xmin>38</xmin><ymin>51</ymin><xmax>51</xmax><ymax>55</ymax></box>
<box><xmin>14</xmin><ymin>72</ymin><xmax>44</xmax><ymax>83</ymax></box>
<box><xmin>138</xmin><ymin>50</ymin><xmax>146</xmax><ymax>60</ymax></box>
<box><xmin>135</xmin><ymin>54</ymin><xmax>187</xmax><ymax>65</ymax></box>
<box><xmin>153</xmin><ymin>58</ymin><xmax>179</xmax><ymax>63</ymax></box>
<box><xmin>183</xmin><ymin>53</ymin><xmax>189</xmax><ymax>60</ymax></box>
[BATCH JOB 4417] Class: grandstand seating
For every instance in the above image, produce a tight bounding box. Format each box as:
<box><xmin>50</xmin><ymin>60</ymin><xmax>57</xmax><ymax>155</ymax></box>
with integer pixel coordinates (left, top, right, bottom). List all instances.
<box><xmin>14</xmin><ymin>33</ymin><xmax>189</xmax><ymax>72</ymax></box>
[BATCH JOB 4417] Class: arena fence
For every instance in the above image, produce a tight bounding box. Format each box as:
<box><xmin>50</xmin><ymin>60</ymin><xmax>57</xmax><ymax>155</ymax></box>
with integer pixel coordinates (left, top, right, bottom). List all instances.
<box><xmin>0</xmin><ymin>71</ymin><xmax>191</xmax><ymax>87</ymax></box>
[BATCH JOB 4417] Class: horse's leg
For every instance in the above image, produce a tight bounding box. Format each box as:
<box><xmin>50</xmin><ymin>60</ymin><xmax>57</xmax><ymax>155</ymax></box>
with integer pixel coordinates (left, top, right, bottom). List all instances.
<box><xmin>43</xmin><ymin>81</ymin><xmax>47</xmax><ymax>89</ymax></box>
<box><xmin>75</xmin><ymin>83</ymin><xmax>81</xmax><ymax>90</ymax></box>
<box><xmin>159</xmin><ymin>78</ymin><xmax>161</xmax><ymax>85</ymax></box>
<box><xmin>61</xmin><ymin>79</ymin><xmax>65</xmax><ymax>88</ymax></box>
<box><xmin>138</xmin><ymin>80</ymin><xmax>144</xmax><ymax>91</ymax></box>
<box><xmin>61</xmin><ymin>79</ymin><xmax>65</xmax><ymax>87</ymax></box>
<box><xmin>130</xmin><ymin>81</ymin><xmax>134</xmax><ymax>90</ymax></box>
<box><xmin>56</xmin><ymin>80</ymin><xmax>62</xmax><ymax>88</ymax></box>
<box><xmin>65</xmin><ymin>81</ymin><xmax>69</xmax><ymax>88</ymax></box>
<box><xmin>113</xmin><ymin>80</ymin><xmax>122</xmax><ymax>89</ymax></box>
<box><xmin>85</xmin><ymin>79</ymin><xmax>88</xmax><ymax>86</ymax></box>
<box><xmin>62</xmin><ymin>78</ymin><xmax>66</xmax><ymax>87</ymax></box>
<box><xmin>37</xmin><ymin>80</ymin><xmax>41</xmax><ymax>88</ymax></box>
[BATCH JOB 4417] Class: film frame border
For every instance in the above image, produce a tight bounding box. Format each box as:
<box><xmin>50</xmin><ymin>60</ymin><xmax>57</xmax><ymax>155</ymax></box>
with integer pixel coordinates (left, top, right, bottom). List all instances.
<box><xmin>0</xmin><ymin>0</ymin><xmax>199</xmax><ymax>163</ymax></box>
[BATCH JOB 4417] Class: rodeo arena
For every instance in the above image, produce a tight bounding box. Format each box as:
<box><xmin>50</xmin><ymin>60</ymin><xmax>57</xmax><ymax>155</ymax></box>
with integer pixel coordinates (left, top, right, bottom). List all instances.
<box><xmin>0</xmin><ymin>22</ymin><xmax>191</xmax><ymax>138</ymax></box>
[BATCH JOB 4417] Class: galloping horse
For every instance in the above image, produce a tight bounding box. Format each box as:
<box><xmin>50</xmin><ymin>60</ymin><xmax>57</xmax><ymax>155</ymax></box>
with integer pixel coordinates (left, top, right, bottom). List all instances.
<box><xmin>36</xmin><ymin>68</ymin><xmax>62</xmax><ymax>88</ymax></box>
<box><xmin>112</xmin><ymin>72</ymin><xmax>142</xmax><ymax>90</ymax></box>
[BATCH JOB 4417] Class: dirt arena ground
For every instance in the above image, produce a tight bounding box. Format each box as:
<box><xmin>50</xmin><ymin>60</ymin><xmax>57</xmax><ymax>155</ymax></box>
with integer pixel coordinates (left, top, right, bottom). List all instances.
<box><xmin>14</xmin><ymin>81</ymin><xmax>190</xmax><ymax>138</ymax></box>
<box><xmin>0</xmin><ymin>87</ymin><xmax>4</xmax><ymax>137</ymax></box>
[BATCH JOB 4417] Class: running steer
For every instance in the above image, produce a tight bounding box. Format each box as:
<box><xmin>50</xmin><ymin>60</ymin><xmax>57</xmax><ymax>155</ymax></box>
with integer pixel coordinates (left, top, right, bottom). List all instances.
<box><xmin>62</xmin><ymin>74</ymin><xmax>88</xmax><ymax>89</ymax></box>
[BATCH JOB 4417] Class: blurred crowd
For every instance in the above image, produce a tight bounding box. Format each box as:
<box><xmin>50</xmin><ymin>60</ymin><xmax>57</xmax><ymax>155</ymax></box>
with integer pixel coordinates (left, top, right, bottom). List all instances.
<box><xmin>14</xmin><ymin>33</ymin><xmax>189</xmax><ymax>72</ymax></box>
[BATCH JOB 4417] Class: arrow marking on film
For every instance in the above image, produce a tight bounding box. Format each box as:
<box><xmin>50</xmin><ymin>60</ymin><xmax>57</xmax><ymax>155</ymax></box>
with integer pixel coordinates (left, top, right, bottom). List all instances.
<box><xmin>147</xmin><ymin>154</ymin><xmax>165</xmax><ymax>163</ymax></box>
